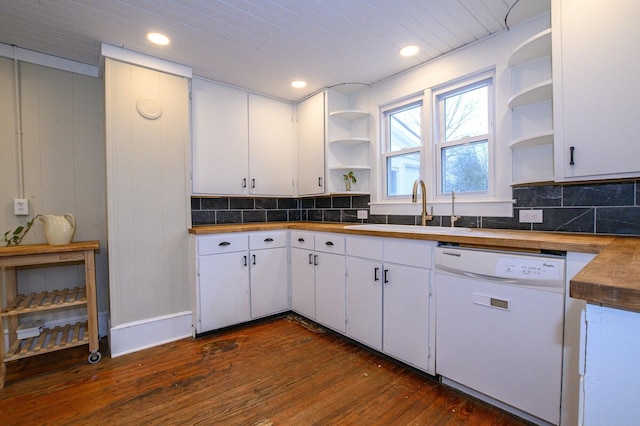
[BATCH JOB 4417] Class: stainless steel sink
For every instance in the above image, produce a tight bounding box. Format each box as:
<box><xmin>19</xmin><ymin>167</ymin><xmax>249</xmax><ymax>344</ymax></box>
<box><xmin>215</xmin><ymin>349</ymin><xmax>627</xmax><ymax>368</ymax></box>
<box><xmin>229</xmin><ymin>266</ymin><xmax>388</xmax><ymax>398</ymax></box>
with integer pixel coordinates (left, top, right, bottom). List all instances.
<box><xmin>343</xmin><ymin>224</ymin><xmax>472</xmax><ymax>234</ymax></box>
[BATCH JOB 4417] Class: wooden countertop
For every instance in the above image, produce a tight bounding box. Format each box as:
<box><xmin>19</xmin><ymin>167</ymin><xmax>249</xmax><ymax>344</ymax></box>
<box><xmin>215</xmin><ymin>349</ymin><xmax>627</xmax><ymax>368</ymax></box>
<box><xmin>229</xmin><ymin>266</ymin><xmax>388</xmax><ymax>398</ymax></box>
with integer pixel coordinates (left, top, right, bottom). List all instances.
<box><xmin>191</xmin><ymin>222</ymin><xmax>640</xmax><ymax>312</ymax></box>
<box><xmin>0</xmin><ymin>240</ymin><xmax>100</xmax><ymax>257</ymax></box>
<box><xmin>190</xmin><ymin>222</ymin><xmax>612</xmax><ymax>253</ymax></box>
<box><xmin>570</xmin><ymin>237</ymin><xmax>640</xmax><ymax>312</ymax></box>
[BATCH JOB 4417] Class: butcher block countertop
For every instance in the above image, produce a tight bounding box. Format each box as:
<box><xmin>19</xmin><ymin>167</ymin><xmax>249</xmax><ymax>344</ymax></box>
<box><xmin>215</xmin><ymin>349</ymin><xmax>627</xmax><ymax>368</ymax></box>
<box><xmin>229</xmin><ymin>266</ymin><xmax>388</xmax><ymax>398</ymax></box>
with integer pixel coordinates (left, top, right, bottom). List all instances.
<box><xmin>190</xmin><ymin>222</ymin><xmax>612</xmax><ymax>253</ymax></box>
<box><xmin>190</xmin><ymin>222</ymin><xmax>640</xmax><ymax>312</ymax></box>
<box><xmin>0</xmin><ymin>240</ymin><xmax>100</xmax><ymax>257</ymax></box>
<box><xmin>570</xmin><ymin>237</ymin><xmax>640</xmax><ymax>312</ymax></box>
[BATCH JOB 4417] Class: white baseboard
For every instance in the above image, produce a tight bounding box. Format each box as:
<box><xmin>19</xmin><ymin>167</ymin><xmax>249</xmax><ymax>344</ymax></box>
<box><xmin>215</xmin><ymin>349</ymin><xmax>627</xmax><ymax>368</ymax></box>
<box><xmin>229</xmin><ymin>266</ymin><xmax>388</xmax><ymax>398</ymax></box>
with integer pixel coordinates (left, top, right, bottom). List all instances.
<box><xmin>108</xmin><ymin>311</ymin><xmax>192</xmax><ymax>358</ymax></box>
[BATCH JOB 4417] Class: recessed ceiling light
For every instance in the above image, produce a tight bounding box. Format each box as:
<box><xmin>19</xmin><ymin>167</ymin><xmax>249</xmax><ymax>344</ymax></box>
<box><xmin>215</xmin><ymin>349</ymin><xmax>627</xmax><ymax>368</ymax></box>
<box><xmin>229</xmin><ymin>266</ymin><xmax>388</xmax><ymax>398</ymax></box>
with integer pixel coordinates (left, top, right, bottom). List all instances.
<box><xmin>291</xmin><ymin>80</ymin><xmax>307</xmax><ymax>89</ymax></box>
<box><xmin>146</xmin><ymin>32</ymin><xmax>170</xmax><ymax>46</ymax></box>
<box><xmin>399</xmin><ymin>45</ymin><xmax>419</xmax><ymax>57</ymax></box>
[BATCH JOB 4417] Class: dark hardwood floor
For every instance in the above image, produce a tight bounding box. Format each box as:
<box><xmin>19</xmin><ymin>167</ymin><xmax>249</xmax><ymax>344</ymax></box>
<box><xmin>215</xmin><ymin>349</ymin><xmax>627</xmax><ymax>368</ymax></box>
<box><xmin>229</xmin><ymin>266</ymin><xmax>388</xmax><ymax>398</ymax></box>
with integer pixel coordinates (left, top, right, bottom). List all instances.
<box><xmin>1</xmin><ymin>315</ymin><xmax>531</xmax><ymax>425</ymax></box>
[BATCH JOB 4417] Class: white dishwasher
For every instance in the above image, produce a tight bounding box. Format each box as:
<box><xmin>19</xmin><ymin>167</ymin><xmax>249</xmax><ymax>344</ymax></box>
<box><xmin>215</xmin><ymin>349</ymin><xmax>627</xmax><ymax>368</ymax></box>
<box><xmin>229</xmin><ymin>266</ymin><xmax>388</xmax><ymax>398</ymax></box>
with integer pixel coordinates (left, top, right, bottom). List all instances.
<box><xmin>435</xmin><ymin>246</ymin><xmax>565</xmax><ymax>426</ymax></box>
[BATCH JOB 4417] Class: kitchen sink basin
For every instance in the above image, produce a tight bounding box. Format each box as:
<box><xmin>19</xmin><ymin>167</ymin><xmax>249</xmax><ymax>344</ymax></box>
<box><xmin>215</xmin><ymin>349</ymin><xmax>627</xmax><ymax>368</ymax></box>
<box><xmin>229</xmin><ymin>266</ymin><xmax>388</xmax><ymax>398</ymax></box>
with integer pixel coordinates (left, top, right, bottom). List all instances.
<box><xmin>343</xmin><ymin>224</ymin><xmax>473</xmax><ymax>234</ymax></box>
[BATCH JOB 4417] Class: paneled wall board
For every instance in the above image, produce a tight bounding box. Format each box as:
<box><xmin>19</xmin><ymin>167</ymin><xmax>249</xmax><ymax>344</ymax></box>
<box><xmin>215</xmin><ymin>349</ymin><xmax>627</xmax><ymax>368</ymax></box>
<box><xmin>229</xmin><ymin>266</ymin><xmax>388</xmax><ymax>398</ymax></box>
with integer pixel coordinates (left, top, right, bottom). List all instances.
<box><xmin>105</xmin><ymin>58</ymin><xmax>190</xmax><ymax>326</ymax></box>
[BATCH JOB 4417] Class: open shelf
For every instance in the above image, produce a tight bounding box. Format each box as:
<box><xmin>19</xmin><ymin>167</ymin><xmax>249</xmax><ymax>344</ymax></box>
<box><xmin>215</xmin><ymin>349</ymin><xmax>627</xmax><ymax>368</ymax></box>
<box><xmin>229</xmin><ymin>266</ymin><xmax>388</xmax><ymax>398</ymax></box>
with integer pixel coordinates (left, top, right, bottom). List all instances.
<box><xmin>508</xmin><ymin>79</ymin><xmax>552</xmax><ymax>109</ymax></box>
<box><xmin>508</xmin><ymin>29</ymin><xmax>552</xmax><ymax>67</ymax></box>
<box><xmin>1</xmin><ymin>287</ymin><xmax>87</xmax><ymax>316</ymax></box>
<box><xmin>329</xmin><ymin>137</ymin><xmax>369</xmax><ymax>146</ymax></box>
<box><xmin>329</xmin><ymin>110</ymin><xmax>369</xmax><ymax>121</ymax></box>
<box><xmin>3</xmin><ymin>321</ymin><xmax>90</xmax><ymax>362</ymax></box>
<box><xmin>509</xmin><ymin>130</ymin><xmax>554</xmax><ymax>150</ymax></box>
<box><xmin>329</xmin><ymin>165</ymin><xmax>370</xmax><ymax>171</ymax></box>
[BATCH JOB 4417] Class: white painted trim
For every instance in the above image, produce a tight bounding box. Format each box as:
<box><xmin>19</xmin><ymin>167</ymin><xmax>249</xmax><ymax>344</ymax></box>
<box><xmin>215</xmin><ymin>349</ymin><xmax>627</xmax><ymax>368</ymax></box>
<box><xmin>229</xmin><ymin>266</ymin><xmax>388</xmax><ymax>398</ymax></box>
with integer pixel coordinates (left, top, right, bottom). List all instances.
<box><xmin>101</xmin><ymin>43</ymin><xmax>192</xmax><ymax>78</ymax></box>
<box><xmin>0</xmin><ymin>43</ymin><xmax>99</xmax><ymax>77</ymax></box>
<box><xmin>370</xmin><ymin>199</ymin><xmax>515</xmax><ymax>217</ymax></box>
<box><xmin>108</xmin><ymin>311</ymin><xmax>193</xmax><ymax>358</ymax></box>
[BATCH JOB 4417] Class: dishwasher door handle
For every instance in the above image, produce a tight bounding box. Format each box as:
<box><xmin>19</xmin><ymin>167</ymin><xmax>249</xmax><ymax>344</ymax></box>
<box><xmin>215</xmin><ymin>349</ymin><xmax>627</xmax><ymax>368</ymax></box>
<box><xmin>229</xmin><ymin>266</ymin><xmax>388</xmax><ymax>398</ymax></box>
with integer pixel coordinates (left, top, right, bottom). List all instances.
<box><xmin>462</xmin><ymin>271</ymin><xmax>517</xmax><ymax>284</ymax></box>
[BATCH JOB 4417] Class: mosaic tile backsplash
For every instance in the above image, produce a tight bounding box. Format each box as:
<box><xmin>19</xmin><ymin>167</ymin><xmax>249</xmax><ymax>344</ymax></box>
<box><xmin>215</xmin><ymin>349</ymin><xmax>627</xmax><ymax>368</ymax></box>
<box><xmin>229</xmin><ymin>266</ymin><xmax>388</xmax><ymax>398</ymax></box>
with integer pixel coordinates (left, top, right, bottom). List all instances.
<box><xmin>191</xmin><ymin>180</ymin><xmax>640</xmax><ymax>236</ymax></box>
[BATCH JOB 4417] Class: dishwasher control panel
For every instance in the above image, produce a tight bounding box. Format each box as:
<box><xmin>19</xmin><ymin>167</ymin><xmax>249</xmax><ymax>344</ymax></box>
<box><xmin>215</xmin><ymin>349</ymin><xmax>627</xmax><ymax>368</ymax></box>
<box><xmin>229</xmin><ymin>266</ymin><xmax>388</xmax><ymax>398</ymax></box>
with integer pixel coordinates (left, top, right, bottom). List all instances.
<box><xmin>435</xmin><ymin>246</ymin><xmax>565</xmax><ymax>291</ymax></box>
<box><xmin>495</xmin><ymin>257</ymin><xmax>562</xmax><ymax>281</ymax></box>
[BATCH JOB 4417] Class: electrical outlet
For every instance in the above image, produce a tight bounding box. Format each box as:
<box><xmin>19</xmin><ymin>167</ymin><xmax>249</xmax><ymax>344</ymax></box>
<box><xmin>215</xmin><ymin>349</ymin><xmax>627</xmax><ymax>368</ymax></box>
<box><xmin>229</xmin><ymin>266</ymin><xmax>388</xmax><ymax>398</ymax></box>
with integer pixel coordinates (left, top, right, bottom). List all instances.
<box><xmin>519</xmin><ymin>209</ymin><xmax>543</xmax><ymax>223</ymax></box>
<box><xmin>14</xmin><ymin>199</ymin><xmax>29</xmax><ymax>216</ymax></box>
<box><xmin>357</xmin><ymin>210</ymin><xmax>368</xmax><ymax>220</ymax></box>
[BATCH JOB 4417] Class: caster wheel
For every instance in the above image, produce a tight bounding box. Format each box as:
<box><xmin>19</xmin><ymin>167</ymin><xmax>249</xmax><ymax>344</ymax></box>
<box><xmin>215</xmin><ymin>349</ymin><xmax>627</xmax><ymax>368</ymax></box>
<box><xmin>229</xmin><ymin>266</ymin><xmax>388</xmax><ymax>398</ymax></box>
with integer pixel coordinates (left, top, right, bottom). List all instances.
<box><xmin>88</xmin><ymin>351</ymin><xmax>102</xmax><ymax>364</ymax></box>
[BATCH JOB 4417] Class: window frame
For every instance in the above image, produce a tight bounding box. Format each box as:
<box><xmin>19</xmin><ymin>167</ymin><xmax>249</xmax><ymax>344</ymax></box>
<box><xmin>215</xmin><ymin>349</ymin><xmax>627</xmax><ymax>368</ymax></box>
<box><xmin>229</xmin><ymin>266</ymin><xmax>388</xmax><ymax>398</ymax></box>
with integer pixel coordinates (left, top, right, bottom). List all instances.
<box><xmin>380</xmin><ymin>96</ymin><xmax>424</xmax><ymax>200</ymax></box>
<box><xmin>433</xmin><ymin>72</ymin><xmax>495</xmax><ymax>198</ymax></box>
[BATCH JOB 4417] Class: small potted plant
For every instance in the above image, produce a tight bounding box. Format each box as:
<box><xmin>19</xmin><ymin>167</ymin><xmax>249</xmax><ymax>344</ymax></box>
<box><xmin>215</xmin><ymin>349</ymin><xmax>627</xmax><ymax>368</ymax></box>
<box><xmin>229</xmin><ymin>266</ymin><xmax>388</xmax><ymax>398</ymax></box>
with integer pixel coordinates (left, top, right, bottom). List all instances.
<box><xmin>3</xmin><ymin>214</ymin><xmax>40</xmax><ymax>247</ymax></box>
<box><xmin>343</xmin><ymin>170</ymin><xmax>357</xmax><ymax>191</ymax></box>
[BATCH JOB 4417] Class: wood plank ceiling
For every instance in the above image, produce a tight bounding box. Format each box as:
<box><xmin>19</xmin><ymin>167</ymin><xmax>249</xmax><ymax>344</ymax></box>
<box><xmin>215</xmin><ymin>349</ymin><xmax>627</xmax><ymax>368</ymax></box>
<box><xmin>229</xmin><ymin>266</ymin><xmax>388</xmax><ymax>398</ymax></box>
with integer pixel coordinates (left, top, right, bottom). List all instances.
<box><xmin>0</xmin><ymin>0</ymin><xmax>547</xmax><ymax>101</ymax></box>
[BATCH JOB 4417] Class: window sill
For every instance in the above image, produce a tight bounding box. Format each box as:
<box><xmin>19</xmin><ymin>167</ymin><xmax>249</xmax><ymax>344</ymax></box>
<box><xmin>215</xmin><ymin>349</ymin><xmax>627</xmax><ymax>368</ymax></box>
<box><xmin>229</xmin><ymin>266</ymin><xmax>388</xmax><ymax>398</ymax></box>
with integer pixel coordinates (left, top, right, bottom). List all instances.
<box><xmin>369</xmin><ymin>198</ymin><xmax>515</xmax><ymax>217</ymax></box>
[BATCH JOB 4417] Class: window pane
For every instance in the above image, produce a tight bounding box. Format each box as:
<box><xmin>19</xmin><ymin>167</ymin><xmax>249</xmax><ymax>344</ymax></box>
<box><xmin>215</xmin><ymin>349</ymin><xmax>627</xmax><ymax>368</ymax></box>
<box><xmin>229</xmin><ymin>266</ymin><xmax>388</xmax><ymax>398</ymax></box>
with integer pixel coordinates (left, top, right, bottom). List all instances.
<box><xmin>389</xmin><ymin>105</ymin><xmax>421</xmax><ymax>152</ymax></box>
<box><xmin>441</xmin><ymin>140</ymin><xmax>488</xmax><ymax>193</ymax></box>
<box><xmin>444</xmin><ymin>85</ymin><xmax>488</xmax><ymax>141</ymax></box>
<box><xmin>387</xmin><ymin>153</ymin><xmax>420</xmax><ymax>196</ymax></box>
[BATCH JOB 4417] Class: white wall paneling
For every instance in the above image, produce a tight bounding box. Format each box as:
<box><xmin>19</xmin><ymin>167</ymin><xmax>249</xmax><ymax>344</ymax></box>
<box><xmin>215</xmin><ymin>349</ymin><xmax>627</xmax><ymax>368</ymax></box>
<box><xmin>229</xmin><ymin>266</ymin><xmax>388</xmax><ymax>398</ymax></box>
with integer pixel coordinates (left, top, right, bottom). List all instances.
<box><xmin>0</xmin><ymin>57</ymin><xmax>108</xmax><ymax>336</ymax></box>
<box><xmin>105</xmin><ymin>59</ymin><xmax>191</xmax><ymax>347</ymax></box>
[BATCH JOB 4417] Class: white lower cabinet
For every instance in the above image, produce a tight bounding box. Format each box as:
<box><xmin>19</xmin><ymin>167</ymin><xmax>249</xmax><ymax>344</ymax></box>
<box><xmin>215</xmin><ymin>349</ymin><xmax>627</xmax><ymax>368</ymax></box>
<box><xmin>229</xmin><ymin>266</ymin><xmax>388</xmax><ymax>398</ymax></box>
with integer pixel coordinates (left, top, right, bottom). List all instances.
<box><xmin>249</xmin><ymin>232</ymin><xmax>289</xmax><ymax>319</ymax></box>
<box><xmin>196</xmin><ymin>231</ymin><xmax>288</xmax><ymax>333</ymax></box>
<box><xmin>290</xmin><ymin>231</ymin><xmax>346</xmax><ymax>333</ymax></box>
<box><xmin>346</xmin><ymin>236</ymin><xmax>435</xmax><ymax>374</ymax></box>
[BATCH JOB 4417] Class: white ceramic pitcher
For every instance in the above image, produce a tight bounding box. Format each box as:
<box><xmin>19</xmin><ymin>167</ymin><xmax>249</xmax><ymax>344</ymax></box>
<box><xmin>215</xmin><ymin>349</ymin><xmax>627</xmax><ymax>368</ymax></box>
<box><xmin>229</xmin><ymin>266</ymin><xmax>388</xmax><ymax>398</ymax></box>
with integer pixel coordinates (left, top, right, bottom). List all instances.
<box><xmin>40</xmin><ymin>213</ymin><xmax>75</xmax><ymax>245</ymax></box>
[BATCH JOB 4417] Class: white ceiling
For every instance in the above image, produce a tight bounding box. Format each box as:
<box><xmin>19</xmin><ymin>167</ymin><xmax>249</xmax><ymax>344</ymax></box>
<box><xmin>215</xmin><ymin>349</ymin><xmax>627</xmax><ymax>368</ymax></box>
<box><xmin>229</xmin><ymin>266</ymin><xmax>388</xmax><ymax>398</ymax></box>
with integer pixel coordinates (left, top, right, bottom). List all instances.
<box><xmin>0</xmin><ymin>0</ymin><xmax>549</xmax><ymax>102</ymax></box>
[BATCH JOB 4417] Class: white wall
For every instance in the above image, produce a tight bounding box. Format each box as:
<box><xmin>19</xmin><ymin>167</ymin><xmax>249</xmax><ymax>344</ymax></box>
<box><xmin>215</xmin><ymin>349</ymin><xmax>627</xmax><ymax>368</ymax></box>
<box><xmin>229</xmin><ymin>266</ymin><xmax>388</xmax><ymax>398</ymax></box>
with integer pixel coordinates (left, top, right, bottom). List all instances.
<box><xmin>104</xmin><ymin>58</ymin><xmax>191</xmax><ymax>353</ymax></box>
<box><xmin>0</xmin><ymin>58</ymin><xmax>108</xmax><ymax>334</ymax></box>
<box><xmin>355</xmin><ymin>14</ymin><xmax>551</xmax><ymax>218</ymax></box>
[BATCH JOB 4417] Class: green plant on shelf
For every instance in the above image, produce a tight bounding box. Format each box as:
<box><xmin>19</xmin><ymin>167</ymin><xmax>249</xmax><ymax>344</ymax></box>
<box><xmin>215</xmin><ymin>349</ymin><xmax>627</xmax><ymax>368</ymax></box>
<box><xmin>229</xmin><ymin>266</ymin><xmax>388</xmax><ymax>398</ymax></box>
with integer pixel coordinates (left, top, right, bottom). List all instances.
<box><xmin>4</xmin><ymin>214</ymin><xmax>40</xmax><ymax>247</ymax></box>
<box><xmin>343</xmin><ymin>171</ymin><xmax>357</xmax><ymax>191</ymax></box>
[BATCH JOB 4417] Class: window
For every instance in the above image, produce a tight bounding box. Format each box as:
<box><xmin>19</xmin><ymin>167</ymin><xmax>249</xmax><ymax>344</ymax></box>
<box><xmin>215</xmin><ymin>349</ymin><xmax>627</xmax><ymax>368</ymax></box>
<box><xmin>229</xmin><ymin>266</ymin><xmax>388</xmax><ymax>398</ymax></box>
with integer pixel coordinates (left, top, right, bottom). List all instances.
<box><xmin>382</xmin><ymin>100</ymin><xmax>422</xmax><ymax>197</ymax></box>
<box><xmin>435</xmin><ymin>76</ymin><xmax>493</xmax><ymax>195</ymax></box>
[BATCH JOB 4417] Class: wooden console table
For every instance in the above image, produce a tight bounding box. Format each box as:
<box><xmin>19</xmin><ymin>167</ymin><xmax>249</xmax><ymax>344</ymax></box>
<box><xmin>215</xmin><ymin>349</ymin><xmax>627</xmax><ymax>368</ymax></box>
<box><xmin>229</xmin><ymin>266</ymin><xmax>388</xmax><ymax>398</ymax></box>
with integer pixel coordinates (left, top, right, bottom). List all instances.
<box><xmin>0</xmin><ymin>241</ymin><xmax>100</xmax><ymax>388</ymax></box>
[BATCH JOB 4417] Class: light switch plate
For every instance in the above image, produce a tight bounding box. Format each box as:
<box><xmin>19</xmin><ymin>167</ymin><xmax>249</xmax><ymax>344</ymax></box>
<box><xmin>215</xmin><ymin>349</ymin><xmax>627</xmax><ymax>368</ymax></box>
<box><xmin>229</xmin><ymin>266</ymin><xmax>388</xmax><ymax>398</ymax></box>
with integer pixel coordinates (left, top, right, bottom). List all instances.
<box><xmin>357</xmin><ymin>210</ymin><xmax>368</xmax><ymax>220</ymax></box>
<box><xmin>519</xmin><ymin>209</ymin><xmax>543</xmax><ymax>223</ymax></box>
<box><xmin>14</xmin><ymin>199</ymin><xmax>28</xmax><ymax>216</ymax></box>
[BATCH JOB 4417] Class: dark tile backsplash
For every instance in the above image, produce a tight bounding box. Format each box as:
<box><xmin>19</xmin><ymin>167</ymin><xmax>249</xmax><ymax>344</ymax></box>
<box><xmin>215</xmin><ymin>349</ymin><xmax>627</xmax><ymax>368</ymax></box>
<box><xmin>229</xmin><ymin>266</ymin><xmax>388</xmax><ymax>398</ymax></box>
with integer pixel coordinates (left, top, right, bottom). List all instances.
<box><xmin>191</xmin><ymin>180</ymin><xmax>640</xmax><ymax>236</ymax></box>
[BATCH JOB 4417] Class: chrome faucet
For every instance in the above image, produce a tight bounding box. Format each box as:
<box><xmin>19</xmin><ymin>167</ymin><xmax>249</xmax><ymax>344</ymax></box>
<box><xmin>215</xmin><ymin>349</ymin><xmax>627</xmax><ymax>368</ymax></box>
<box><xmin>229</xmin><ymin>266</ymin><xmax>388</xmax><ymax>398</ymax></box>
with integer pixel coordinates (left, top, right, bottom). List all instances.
<box><xmin>412</xmin><ymin>178</ymin><xmax>433</xmax><ymax>226</ymax></box>
<box><xmin>450</xmin><ymin>190</ymin><xmax>459</xmax><ymax>227</ymax></box>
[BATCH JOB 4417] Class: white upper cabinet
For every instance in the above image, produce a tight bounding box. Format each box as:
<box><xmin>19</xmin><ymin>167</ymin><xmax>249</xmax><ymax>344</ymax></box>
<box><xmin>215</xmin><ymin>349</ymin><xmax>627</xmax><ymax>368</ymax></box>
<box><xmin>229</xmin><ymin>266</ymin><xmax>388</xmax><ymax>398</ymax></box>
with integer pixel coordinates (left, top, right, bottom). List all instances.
<box><xmin>553</xmin><ymin>0</ymin><xmax>640</xmax><ymax>181</ymax></box>
<box><xmin>191</xmin><ymin>78</ymin><xmax>295</xmax><ymax>195</ymax></box>
<box><xmin>248</xmin><ymin>93</ymin><xmax>295</xmax><ymax>196</ymax></box>
<box><xmin>192</xmin><ymin>78</ymin><xmax>248</xmax><ymax>195</ymax></box>
<box><xmin>296</xmin><ymin>91</ymin><xmax>326</xmax><ymax>196</ymax></box>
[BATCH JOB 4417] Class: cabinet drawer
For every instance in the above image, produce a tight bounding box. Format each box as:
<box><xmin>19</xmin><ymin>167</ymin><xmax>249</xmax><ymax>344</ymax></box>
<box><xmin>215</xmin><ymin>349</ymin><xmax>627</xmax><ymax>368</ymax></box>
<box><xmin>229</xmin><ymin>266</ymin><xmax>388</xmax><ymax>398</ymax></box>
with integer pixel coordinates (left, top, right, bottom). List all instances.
<box><xmin>250</xmin><ymin>231</ymin><xmax>287</xmax><ymax>250</ymax></box>
<box><xmin>315</xmin><ymin>233</ymin><xmax>345</xmax><ymax>255</ymax></box>
<box><xmin>384</xmin><ymin>239</ymin><xmax>433</xmax><ymax>269</ymax></box>
<box><xmin>197</xmin><ymin>233</ymin><xmax>248</xmax><ymax>255</ymax></box>
<box><xmin>291</xmin><ymin>231</ymin><xmax>315</xmax><ymax>249</ymax></box>
<box><xmin>346</xmin><ymin>236</ymin><xmax>383</xmax><ymax>260</ymax></box>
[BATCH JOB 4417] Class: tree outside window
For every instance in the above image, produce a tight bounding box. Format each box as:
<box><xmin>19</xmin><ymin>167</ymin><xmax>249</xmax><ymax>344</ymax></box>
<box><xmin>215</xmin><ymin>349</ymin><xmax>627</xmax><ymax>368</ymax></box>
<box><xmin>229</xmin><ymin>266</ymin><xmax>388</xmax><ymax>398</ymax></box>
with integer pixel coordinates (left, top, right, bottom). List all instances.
<box><xmin>436</xmin><ymin>77</ymin><xmax>492</xmax><ymax>195</ymax></box>
<box><xmin>383</xmin><ymin>101</ymin><xmax>422</xmax><ymax>197</ymax></box>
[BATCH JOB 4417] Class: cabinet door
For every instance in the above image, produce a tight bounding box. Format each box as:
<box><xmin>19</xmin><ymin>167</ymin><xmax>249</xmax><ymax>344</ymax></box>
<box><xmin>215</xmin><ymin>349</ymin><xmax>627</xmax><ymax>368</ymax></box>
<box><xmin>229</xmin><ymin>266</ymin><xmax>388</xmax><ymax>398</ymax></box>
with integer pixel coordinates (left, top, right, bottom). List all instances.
<box><xmin>383</xmin><ymin>264</ymin><xmax>430</xmax><ymax>371</ymax></box>
<box><xmin>315</xmin><ymin>252</ymin><xmax>346</xmax><ymax>333</ymax></box>
<box><xmin>192</xmin><ymin>78</ymin><xmax>248</xmax><ymax>194</ymax></box>
<box><xmin>346</xmin><ymin>256</ymin><xmax>382</xmax><ymax>350</ymax></box>
<box><xmin>297</xmin><ymin>91</ymin><xmax>325</xmax><ymax>195</ymax></box>
<box><xmin>554</xmin><ymin>0</ymin><xmax>640</xmax><ymax>180</ymax></box>
<box><xmin>198</xmin><ymin>252</ymin><xmax>250</xmax><ymax>332</ymax></box>
<box><xmin>291</xmin><ymin>247</ymin><xmax>315</xmax><ymax>319</ymax></box>
<box><xmin>250</xmin><ymin>247</ymin><xmax>289</xmax><ymax>318</ymax></box>
<box><xmin>248</xmin><ymin>94</ymin><xmax>295</xmax><ymax>196</ymax></box>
